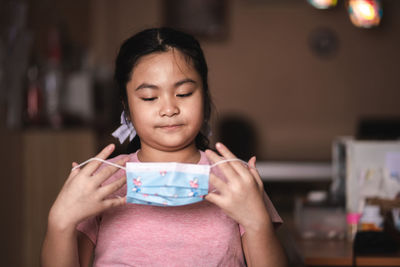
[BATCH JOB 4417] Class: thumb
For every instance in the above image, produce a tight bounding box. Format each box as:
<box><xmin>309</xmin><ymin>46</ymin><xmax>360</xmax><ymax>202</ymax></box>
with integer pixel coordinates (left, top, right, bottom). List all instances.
<box><xmin>248</xmin><ymin>156</ymin><xmax>256</xmax><ymax>169</ymax></box>
<box><xmin>70</xmin><ymin>162</ymin><xmax>80</xmax><ymax>176</ymax></box>
<box><xmin>204</xmin><ymin>192</ymin><xmax>223</xmax><ymax>207</ymax></box>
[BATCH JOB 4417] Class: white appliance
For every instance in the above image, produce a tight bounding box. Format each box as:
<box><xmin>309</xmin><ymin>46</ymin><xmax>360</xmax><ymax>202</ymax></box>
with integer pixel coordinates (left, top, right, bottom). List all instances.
<box><xmin>332</xmin><ymin>137</ymin><xmax>400</xmax><ymax>213</ymax></box>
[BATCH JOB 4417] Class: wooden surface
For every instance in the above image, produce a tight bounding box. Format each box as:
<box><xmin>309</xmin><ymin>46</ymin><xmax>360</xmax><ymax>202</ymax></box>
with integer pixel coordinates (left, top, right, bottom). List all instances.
<box><xmin>298</xmin><ymin>239</ymin><xmax>353</xmax><ymax>266</ymax></box>
<box><xmin>1</xmin><ymin>129</ymin><xmax>96</xmax><ymax>267</ymax></box>
<box><xmin>296</xmin><ymin>238</ymin><xmax>400</xmax><ymax>266</ymax></box>
<box><xmin>356</xmin><ymin>255</ymin><xmax>400</xmax><ymax>266</ymax></box>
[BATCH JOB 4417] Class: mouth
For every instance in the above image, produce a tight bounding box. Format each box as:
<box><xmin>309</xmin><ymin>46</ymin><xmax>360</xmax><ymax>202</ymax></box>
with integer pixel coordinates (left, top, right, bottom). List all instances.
<box><xmin>157</xmin><ymin>124</ymin><xmax>184</xmax><ymax>130</ymax></box>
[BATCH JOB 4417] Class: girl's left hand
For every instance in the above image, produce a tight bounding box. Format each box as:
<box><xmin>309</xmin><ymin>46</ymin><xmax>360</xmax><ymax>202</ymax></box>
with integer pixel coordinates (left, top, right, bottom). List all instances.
<box><xmin>205</xmin><ymin>142</ymin><xmax>270</xmax><ymax>232</ymax></box>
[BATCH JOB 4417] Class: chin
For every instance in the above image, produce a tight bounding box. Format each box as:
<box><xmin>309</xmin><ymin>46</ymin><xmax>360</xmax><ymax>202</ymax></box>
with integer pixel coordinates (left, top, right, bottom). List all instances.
<box><xmin>154</xmin><ymin>139</ymin><xmax>196</xmax><ymax>152</ymax></box>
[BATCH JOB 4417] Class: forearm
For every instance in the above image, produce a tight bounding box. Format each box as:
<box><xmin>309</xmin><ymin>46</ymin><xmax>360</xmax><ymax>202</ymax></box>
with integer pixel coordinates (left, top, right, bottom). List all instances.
<box><xmin>242</xmin><ymin>220</ymin><xmax>287</xmax><ymax>267</ymax></box>
<box><xmin>41</xmin><ymin>216</ymin><xmax>80</xmax><ymax>267</ymax></box>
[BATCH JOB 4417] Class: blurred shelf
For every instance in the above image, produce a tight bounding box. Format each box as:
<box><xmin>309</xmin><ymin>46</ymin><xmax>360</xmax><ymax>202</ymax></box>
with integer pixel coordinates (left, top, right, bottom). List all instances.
<box><xmin>257</xmin><ymin>161</ymin><xmax>332</xmax><ymax>182</ymax></box>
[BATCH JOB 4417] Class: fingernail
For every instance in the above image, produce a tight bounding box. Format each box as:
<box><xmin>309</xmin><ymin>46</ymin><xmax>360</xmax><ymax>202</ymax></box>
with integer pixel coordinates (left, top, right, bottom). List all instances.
<box><xmin>107</xmin><ymin>144</ymin><xmax>115</xmax><ymax>150</ymax></box>
<box><xmin>216</xmin><ymin>142</ymin><xmax>222</xmax><ymax>148</ymax></box>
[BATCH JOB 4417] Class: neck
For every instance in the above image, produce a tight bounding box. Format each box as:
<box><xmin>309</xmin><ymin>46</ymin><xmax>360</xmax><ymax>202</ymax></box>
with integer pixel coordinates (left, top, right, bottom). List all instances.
<box><xmin>137</xmin><ymin>142</ymin><xmax>201</xmax><ymax>164</ymax></box>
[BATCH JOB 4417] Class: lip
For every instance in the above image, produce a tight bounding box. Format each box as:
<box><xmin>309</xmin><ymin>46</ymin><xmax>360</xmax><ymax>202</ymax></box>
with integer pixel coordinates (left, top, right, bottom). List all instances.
<box><xmin>157</xmin><ymin>124</ymin><xmax>184</xmax><ymax>130</ymax></box>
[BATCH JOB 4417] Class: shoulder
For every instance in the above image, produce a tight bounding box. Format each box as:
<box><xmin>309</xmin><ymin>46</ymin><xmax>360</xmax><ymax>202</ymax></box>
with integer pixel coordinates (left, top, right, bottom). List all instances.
<box><xmin>109</xmin><ymin>151</ymin><xmax>138</xmax><ymax>163</ymax></box>
<box><xmin>198</xmin><ymin>150</ymin><xmax>211</xmax><ymax>165</ymax></box>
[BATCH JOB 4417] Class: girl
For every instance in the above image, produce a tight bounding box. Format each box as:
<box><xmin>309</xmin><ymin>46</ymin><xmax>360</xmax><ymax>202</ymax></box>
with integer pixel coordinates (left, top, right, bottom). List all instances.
<box><xmin>41</xmin><ymin>27</ymin><xmax>287</xmax><ymax>267</ymax></box>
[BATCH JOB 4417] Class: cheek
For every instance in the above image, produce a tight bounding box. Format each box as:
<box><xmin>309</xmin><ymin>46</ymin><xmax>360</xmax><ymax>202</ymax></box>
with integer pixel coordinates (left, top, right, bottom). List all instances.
<box><xmin>128</xmin><ymin>100</ymin><xmax>148</xmax><ymax>126</ymax></box>
<box><xmin>191</xmin><ymin>96</ymin><xmax>205</xmax><ymax>125</ymax></box>
<box><xmin>198</xmin><ymin>103</ymin><xmax>205</xmax><ymax>121</ymax></box>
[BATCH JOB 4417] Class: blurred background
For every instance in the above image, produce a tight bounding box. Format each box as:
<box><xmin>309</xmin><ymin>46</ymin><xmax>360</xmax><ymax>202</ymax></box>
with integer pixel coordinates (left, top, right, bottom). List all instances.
<box><xmin>1</xmin><ymin>0</ymin><xmax>400</xmax><ymax>266</ymax></box>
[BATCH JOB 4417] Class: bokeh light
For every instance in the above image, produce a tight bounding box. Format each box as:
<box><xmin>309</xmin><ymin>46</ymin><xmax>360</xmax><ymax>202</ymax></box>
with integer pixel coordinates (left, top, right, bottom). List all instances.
<box><xmin>348</xmin><ymin>0</ymin><xmax>382</xmax><ymax>28</ymax></box>
<box><xmin>308</xmin><ymin>0</ymin><xmax>338</xmax><ymax>9</ymax></box>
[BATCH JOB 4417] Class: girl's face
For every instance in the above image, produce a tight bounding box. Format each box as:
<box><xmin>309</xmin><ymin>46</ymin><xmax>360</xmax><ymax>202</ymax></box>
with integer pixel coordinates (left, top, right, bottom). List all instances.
<box><xmin>126</xmin><ymin>49</ymin><xmax>204</xmax><ymax>152</ymax></box>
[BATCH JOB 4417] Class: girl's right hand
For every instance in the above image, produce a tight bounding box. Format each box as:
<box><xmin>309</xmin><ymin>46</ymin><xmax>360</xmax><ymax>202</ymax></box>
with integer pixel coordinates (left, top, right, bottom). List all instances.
<box><xmin>48</xmin><ymin>144</ymin><xmax>129</xmax><ymax>232</ymax></box>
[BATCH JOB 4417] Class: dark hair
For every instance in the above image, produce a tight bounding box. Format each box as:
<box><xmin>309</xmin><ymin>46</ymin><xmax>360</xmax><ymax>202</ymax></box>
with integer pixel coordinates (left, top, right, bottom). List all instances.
<box><xmin>114</xmin><ymin>27</ymin><xmax>212</xmax><ymax>151</ymax></box>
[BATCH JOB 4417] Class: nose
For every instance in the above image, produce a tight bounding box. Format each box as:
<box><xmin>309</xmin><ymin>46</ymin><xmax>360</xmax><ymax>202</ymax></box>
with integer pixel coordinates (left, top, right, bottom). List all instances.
<box><xmin>159</xmin><ymin>96</ymin><xmax>179</xmax><ymax>117</ymax></box>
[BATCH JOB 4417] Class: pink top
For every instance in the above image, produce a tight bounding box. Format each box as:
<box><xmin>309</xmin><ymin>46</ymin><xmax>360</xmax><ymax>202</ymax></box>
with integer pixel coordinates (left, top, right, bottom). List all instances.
<box><xmin>77</xmin><ymin>151</ymin><xmax>282</xmax><ymax>266</ymax></box>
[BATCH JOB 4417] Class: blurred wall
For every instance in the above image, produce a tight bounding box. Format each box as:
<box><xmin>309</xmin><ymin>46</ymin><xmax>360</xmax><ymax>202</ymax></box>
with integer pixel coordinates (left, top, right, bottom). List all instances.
<box><xmin>87</xmin><ymin>0</ymin><xmax>400</xmax><ymax>161</ymax></box>
<box><xmin>36</xmin><ymin>0</ymin><xmax>400</xmax><ymax>161</ymax></box>
<box><xmin>27</xmin><ymin>0</ymin><xmax>91</xmax><ymax>55</ymax></box>
<box><xmin>205</xmin><ymin>1</ymin><xmax>400</xmax><ymax>161</ymax></box>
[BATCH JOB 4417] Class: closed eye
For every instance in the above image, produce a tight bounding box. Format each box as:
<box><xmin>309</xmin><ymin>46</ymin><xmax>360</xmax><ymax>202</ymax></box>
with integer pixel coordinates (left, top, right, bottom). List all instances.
<box><xmin>177</xmin><ymin>92</ymin><xmax>193</xmax><ymax>98</ymax></box>
<box><xmin>141</xmin><ymin>97</ymin><xmax>157</xmax><ymax>101</ymax></box>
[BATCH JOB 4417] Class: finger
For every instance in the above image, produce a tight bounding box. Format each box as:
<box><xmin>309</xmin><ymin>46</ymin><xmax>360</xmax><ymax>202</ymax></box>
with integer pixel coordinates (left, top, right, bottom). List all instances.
<box><xmin>80</xmin><ymin>144</ymin><xmax>115</xmax><ymax>176</ymax></box>
<box><xmin>98</xmin><ymin>175</ymin><xmax>126</xmax><ymax>198</ymax></box>
<box><xmin>214</xmin><ymin>142</ymin><xmax>250</xmax><ymax>177</ymax></box>
<box><xmin>206</xmin><ymin>149</ymin><xmax>239</xmax><ymax>183</ymax></box>
<box><xmin>204</xmin><ymin>191</ymin><xmax>224</xmax><ymax>207</ymax></box>
<box><xmin>209</xmin><ymin>173</ymin><xmax>228</xmax><ymax>194</ymax></box>
<box><xmin>94</xmin><ymin>156</ymin><xmax>130</xmax><ymax>186</ymax></box>
<box><xmin>248</xmin><ymin>156</ymin><xmax>260</xmax><ymax>180</ymax></box>
<box><xmin>102</xmin><ymin>195</ymin><xmax>127</xmax><ymax>209</ymax></box>
<box><xmin>71</xmin><ymin>162</ymin><xmax>80</xmax><ymax>174</ymax></box>
<box><xmin>67</xmin><ymin>162</ymin><xmax>81</xmax><ymax>180</ymax></box>
<box><xmin>248</xmin><ymin>156</ymin><xmax>263</xmax><ymax>190</ymax></box>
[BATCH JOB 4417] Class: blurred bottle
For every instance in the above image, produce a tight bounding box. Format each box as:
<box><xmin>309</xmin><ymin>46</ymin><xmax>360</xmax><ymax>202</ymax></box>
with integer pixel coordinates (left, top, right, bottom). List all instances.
<box><xmin>3</xmin><ymin>1</ymin><xmax>32</xmax><ymax>129</ymax></box>
<box><xmin>63</xmin><ymin>51</ymin><xmax>94</xmax><ymax>126</ymax></box>
<box><xmin>0</xmin><ymin>36</ymin><xmax>5</xmax><ymax>129</ymax></box>
<box><xmin>43</xmin><ymin>26</ymin><xmax>63</xmax><ymax>128</ymax></box>
<box><xmin>346</xmin><ymin>212</ymin><xmax>361</xmax><ymax>242</ymax></box>
<box><xmin>25</xmin><ymin>65</ymin><xmax>43</xmax><ymax>125</ymax></box>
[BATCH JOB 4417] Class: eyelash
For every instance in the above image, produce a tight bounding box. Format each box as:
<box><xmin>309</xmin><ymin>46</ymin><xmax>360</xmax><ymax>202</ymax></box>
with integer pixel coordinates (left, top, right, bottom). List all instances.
<box><xmin>141</xmin><ymin>97</ymin><xmax>157</xmax><ymax>101</ymax></box>
<box><xmin>141</xmin><ymin>92</ymin><xmax>192</xmax><ymax>101</ymax></box>
<box><xmin>177</xmin><ymin>92</ymin><xmax>193</xmax><ymax>98</ymax></box>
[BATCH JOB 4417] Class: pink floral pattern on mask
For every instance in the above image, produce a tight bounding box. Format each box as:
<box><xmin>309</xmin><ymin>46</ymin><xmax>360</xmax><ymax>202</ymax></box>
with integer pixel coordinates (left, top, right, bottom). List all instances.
<box><xmin>189</xmin><ymin>178</ymin><xmax>199</xmax><ymax>188</ymax></box>
<box><xmin>132</xmin><ymin>177</ymin><xmax>142</xmax><ymax>192</ymax></box>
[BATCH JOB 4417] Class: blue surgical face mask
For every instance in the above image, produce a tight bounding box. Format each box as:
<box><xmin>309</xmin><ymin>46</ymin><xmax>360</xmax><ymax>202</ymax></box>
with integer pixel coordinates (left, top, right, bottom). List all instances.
<box><xmin>126</xmin><ymin>162</ymin><xmax>210</xmax><ymax>206</ymax></box>
<box><xmin>73</xmin><ymin>157</ymin><xmax>248</xmax><ymax>207</ymax></box>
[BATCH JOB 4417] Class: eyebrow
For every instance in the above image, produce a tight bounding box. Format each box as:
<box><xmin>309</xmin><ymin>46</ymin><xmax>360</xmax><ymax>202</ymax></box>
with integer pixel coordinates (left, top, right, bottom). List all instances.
<box><xmin>175</xmin><ymin>78</ymin><xmax>196</xmax><ymax>87</ymax></box>
<box><xmin>135</xmin><ymin>78</ymin><xmax>197</xmax><ymax>91</ymax></box>
<box><xmin>135</xmin><ymin>83</ymin><xmax>158</xmax><ymax>91</ymax></box>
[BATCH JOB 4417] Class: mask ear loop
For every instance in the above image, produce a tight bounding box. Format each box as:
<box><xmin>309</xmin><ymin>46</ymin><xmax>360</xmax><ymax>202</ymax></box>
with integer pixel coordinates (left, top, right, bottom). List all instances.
<box><xmin>72</xmin><ymin>158</ymin><xmax>254</xmax><ymax>172</ymax></box>
<box><xmin>71</xmin><ymin>157</ymin><xmax>127</xmax><ymax>171</ymax></box>
<box><xmin>210</xmin><ymin>158</ymin><xmax>256</xmax><ymax>169</ymax></box>
<box><xmin>208</xmin><ymin>158</ymin><xmax>256</xmax><ymax>194</ymax></box>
